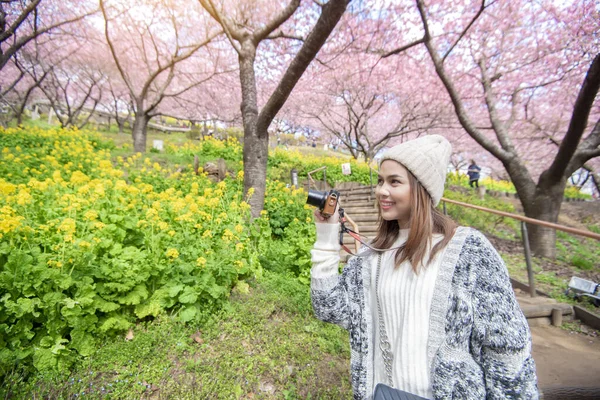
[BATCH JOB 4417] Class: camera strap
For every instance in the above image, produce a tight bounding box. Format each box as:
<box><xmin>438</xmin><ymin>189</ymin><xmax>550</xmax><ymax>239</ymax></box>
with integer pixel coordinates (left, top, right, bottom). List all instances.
<box><xmin>338</xmin><ymin>208</ymin><xmax>405</xmax><ymax>255</ymax></box>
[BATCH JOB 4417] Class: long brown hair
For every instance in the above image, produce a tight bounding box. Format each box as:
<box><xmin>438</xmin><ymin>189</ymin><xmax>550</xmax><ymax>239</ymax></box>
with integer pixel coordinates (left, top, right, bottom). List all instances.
<box><xmin>371</xmin><ymin>170</ymin><xmax>456</xmax><ymax>273</ymax></box>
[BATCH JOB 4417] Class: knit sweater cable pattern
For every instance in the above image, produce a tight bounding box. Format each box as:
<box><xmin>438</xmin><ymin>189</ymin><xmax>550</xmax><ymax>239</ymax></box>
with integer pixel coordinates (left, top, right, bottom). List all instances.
<box><xmin>310</xmin><ymin>226</ymin><xmax>538</xmax><ymax>399</ymax></box>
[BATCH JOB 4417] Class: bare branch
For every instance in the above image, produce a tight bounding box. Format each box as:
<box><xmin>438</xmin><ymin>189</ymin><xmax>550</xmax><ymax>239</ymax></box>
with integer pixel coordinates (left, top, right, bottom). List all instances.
<box><xmin>253</xmin><ymin>0</ymin><xmax>301</xmax><ymax>45</ymax></box>
<box><xmin>381</xmin><ymin>38</ymin><xmax>425</xmax><ymax>58</ymax></box>
<box><xmin>441</xmin><ymin>0</ymin><xmax>491</xmax><ymax>63</ymax></box>
<box><xmin>545</xmin><ymin>53</ymin><xmax>600</xmax><ymax>181</ymax></box>
<box><xmin>199</xmin><ymin>0</ymin><xmax>241</xmax><ymax>54</ymax></box>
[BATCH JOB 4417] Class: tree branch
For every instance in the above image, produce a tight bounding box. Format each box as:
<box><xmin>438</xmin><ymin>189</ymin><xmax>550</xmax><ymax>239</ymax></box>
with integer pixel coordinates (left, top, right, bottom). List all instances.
<box><xmin>257</xmin><ymin>0</ymin><xmax>350</xmax><ymax>135</ymax></box>
<box><xmin>253</xmin><ymin>0</ymin><xmax>301</xmax><ymax>45</ymax></box>
<box><xmin>545</xmin><ymin>53</ymin><xmax>600</xmax><ymax>181</ymax></box>
<box><xmin>381</xmin><ymin>38</ymin><xmax>424</xmax><ymax>59</ymax></box>
<box><xmin>441</xmin><ymin>0</ymin><xmax>490</xmax><ymax>63</ymax></box>
<box><xmin>199</xmin><ymin>0</ymin><xmax>241</xmax><ymax>53</ymax></box>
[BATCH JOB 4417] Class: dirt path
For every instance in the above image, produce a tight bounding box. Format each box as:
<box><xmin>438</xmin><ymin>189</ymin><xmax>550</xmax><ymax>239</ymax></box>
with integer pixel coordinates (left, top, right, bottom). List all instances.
<box><xmin>532</xmin><ymin>325</ymin><xmax>600</xmax><ymax>388</ymax></box>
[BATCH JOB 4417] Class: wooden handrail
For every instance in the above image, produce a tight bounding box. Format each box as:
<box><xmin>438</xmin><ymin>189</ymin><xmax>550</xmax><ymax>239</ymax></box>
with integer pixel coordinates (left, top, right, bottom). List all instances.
<box><xmin>307</xmin><ymin>166</ymin><xmax>327</xmax><ymax>190</ymax></box>
<box><xmin>343</xmin><ymin>212</ymin><xmax>361</xmax><ymax>253</ymax></box>
<box><xmin>441</xmin><ymin>197</ymin><xmax>600</xmax><ymax>241</ymax></box>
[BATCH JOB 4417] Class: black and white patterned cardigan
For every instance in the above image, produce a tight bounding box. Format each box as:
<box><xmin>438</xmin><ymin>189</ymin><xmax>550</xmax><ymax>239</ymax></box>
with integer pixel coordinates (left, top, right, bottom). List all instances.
<box><xmin>311</xmin><ymin>226</ymin><xmax>538</xmax><ymax>399</ymax></box>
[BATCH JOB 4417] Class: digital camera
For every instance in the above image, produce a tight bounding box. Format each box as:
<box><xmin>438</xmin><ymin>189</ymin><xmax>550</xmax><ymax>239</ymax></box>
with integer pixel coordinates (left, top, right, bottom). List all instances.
<box><xmin>306</xmin><ymin>189</ymin><xmax>340</xmax><ymax>218</ymax></box>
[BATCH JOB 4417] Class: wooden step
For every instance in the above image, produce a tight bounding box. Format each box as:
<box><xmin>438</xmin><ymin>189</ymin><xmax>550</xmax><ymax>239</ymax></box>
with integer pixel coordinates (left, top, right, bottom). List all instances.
<box><xmin>342</xmin><ymin>198</ymin><xmax>375</xmax><ymax>206</ymax></box>
<box><xmin>341</xmin><ymin>214</ymin><xmax>379</xmax><ymax>223</ymax></box>
<box><xmin>342</xmin><ymin>206</ymin><xmax>379</xmax><ymax>215</ymax></box>
<box><xmin>337</xmin><ymin>186</ymin><xmax>374</xmax><ymax>196</ymax></box>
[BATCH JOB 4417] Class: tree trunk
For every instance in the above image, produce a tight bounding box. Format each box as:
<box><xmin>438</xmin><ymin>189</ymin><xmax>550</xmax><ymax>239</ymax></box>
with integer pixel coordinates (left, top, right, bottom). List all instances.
<box><xmin>239</xmin><ymin>42</ymin><xmax>266</xmax><ymax>218</ymax></box>
<box><xmin>520</xmin><ymin>181</ymin><xmax>566</xmax><ymax>259</ymax></box>
<box><xmin>132</xmin><ymin>114</ymin><xmax>150</xmax><ymax>153</ymax></box>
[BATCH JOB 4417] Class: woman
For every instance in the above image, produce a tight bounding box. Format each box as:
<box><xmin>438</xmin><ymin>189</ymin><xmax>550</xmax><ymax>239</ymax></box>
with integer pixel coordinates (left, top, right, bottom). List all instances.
<box><xmin>310</xmin><ymin>135</ymin><xmax>538</xmax><ymax>399</ymax></box>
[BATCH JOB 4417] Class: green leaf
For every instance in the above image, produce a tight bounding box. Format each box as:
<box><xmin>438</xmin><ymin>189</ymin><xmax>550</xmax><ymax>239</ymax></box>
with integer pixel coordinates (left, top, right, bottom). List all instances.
<box><xmin>168</xmin><ymin>284</ymin><xmax>184</xmax><ymax>298</ymax></box>
<box><xmin>63</xmin><ymin>298</ymin><xmax>77</xmax><ymax>309</ymax></box>
<box><xmin>108</xmin><ymin>214</ymin><xmax>123</xmax><ymax>223</ymax></box>
<box><xmin>119</xmin><ymin>284</ymin><xmax>148</xmax><ymax>305</ymax></box>
<box><xmin>178</xmin><ymin>287</ymin><xmax>198</xmax><ymax>304</ymax></box>
<box><xmin>70</xmin><ymin>329</ymin><xmax>96</xmax><ymax>357</ymax></box>
<box><xmin>93</xmin><ymin>296</ymin><xmax>120</xmax><ymax>312</ymax></box>
<box><xmin>51</xmin><ymin>338</ymin><xmax>69</xmax><ymax>355</ymax></box>
<box><xmin>33</xmin><ymin>348</ymin><xmax>56</xmax><ymax>372</ymax></box>
<box><xmin>233</xmin><ymin>281</ymin><xmax>250</xmax><ymax>295</ymax></box>
<box><xmin>99</xmin><ymin>316</ymin><xmax>131</xmax><ymax>332</ymax></box>
<box><xmin>135</xmin><ymin>300</ymin><xmax>162</xmax><ymax>319</ymax></box>
<box><xmin>16</xmin><ymin>297</ymin><xmax>40</xmax><ymax>318</ymax></box>
<box><xmin>179</xmin><ymin>306</ymin><xmax>197</xmax><ymax>322</ymax></box>
<box><xmin>109</xmin><ymin>243</ymin><xmax>123</xmax><ymax>256</ymax></box>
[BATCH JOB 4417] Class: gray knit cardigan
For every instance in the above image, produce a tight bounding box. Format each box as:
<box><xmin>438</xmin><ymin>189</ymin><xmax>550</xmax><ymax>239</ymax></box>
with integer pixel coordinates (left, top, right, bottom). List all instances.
<box><xmin>311</xmin><ymin>227</ymin><xmax>538</xmax><ymax>399</ymax></box>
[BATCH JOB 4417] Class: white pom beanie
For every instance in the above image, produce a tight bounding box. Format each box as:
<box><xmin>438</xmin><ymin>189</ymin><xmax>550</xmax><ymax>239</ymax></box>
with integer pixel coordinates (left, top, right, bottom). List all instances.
<box><xmin>379</xmin><ymin>135</ymin><xmax>452</xmax><ymax>206</ymax></box>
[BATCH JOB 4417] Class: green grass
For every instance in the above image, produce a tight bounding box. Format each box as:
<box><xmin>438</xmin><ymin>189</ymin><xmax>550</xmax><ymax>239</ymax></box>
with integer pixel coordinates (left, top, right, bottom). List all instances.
<box><xmin>2</xmin><ymin>273</ymin><xmax>352</xmax><ymax>399</ymax></box>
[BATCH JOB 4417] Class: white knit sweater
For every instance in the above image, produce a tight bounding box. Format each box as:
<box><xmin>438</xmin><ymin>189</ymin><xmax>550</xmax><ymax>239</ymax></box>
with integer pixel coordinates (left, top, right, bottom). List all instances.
<box><xmin>372</xmin><ymin>229</ymin><xmax>445</xmax><ymax>398</ymax></box>
<box><xmin>312</xmin><ymin>223</ymin><xmax>445</xmax><ymax>398</ymax></box>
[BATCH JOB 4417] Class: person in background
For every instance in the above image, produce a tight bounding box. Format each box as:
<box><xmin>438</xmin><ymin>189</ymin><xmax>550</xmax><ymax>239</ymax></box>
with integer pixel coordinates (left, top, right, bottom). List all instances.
<box><xmin>310</xmin><ymin>135</ymin><xmax>537</xmax><ymax>399</ymax></box>
<box><xmin>467</xmin><ymin>160</ymin><xmax>481</xmax><ymax>188</ymax></box>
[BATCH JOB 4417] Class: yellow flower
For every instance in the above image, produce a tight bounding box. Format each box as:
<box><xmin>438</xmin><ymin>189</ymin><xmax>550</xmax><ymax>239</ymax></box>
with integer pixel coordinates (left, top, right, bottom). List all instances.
<box><xmin>158</xmin><ymin>221</ymin><xmax>169</xmax><ymax>230</ymax></box>
<box><xmin>47</xmin><ymin>260</ymin><xmax>63</xmax><ymax>268</ymax></box>
<box><xmin>70</xmin><ymin>171</ymin><xmax>90</xmax><ymax>185</ymax></box>
<box><xmin>235</xmin><ymin>243</ymin><xmax>244</xmax><ymax>252</ymax></box>
<box><xmin>202</xmin><ymin>230</ymin><xmax>212</xmax><ymax>238</ymax></box>
<box><xmin>58</xmin><ymin>218</ymin><xmax>76</xmax><ymax>234</ymax></box>
<box><xmin>234</xmin><ymin>224</ymin><xmax>243</xmax><ymax>234</ymax></box>
<box><xmin>196</xmin><ymin>257</ymin><xmax>207</xmax><ymax>267</ymax></box>
<box><xmin>168</xmin><ymin>230</ymin><xmax>176</xmax><ymax>237</ymax></box>
<box><xmin>165</xmin><ymin>248</ymin><xmax>179</xmax><ymax>259</ymax></box>
<box><xmin>84</xmin><ymin>210</ymin><xmax>99</xmax><ymax>221</ymax></box>
<box><xmin>222</xmin><ymin>229</ymin><xmax>234</xmax><ymax>242</ymax></box>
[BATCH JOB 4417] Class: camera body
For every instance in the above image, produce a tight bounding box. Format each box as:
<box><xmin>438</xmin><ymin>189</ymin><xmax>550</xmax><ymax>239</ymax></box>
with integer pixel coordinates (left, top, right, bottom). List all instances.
<box><xmin>306</xmin><ymin>189</ymin><xmax>340</xmax><ymax>218</ymax></box>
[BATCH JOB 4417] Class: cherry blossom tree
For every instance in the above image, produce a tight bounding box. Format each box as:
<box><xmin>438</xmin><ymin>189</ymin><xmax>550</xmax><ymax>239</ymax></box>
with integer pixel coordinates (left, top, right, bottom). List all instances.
<box><xmin>99</xmin><ymin>0</ymin><xmax>222</xmax><ymax>152</ymax></box>
<box><xmin>198</xmin><ymin>0</ymin><xmax>351</xmax><ymax>217</ymax></box>
<box><xmin>0</xmin><ymin>0</ymin><xmax>96</xmax><ymax>71</ymax></box>
<box><xmin>39</xmin><ymin>56</ymin><xmax>106</xmax><ymax>128</ymax></box>
<box><xmin>382</xmin><ymin>0</ymin><xmax>599</xmax><ymax>258</ymax></box>
<box><xmin>104</xmin><ymin>78</ymin><xmax>134</xmax><ymax>134</ymax></box>
<box><xmin>0</xmin><ymin>49</ymin><xmax>49</xmax><ymax>125</ymax></box>
<box><xmin>298</xmin><ymin>48</ymin><xmax>446</xmax><ymax>162</ymax></box>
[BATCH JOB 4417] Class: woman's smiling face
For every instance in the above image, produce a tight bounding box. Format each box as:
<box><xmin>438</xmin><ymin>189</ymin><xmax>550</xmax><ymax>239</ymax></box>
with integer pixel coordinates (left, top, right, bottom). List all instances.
<box><xmin>376</xmin><ymin>160</ymin><xmax>412</xmax><ymax>228</ymax></box>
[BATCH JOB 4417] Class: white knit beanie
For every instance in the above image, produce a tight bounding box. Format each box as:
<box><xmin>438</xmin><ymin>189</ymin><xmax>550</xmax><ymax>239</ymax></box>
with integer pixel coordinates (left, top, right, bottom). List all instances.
<box><xmin>379</xmin><ymin>135</ymin><xmax>452</xmax><ymax>206</ymax></box>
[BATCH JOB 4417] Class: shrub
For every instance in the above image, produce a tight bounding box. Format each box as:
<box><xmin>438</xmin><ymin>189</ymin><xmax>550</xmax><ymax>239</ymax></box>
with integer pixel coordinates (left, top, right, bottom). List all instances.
<box><xmin>0</xmin><ymin>127</ymin><xmax>259</xmax><ymax>377</ymax></box>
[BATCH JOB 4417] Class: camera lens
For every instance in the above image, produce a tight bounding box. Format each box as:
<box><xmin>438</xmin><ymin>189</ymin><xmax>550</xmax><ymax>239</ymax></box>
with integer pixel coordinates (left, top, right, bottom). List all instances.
<box><xmin>306</xmin><ymin>189</ymin><xmax>327</xmax><ymax>209</ymax></box>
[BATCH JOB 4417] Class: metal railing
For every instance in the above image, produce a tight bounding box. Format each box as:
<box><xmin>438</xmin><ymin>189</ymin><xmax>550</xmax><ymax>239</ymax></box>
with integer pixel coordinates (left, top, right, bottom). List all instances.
<box><xmin>441</xmin><ymin>197</ymin><xmax>600</xmax><ymax>297</ymax></box>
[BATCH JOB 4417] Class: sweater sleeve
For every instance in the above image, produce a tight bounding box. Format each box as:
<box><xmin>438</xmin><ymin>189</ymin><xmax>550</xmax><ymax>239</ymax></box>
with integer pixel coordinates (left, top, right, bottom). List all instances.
<box><xmin>469</xmin><ymin>232</ymin><xmax>539</xmax><ymax>399</ymax></box>
<box><xmin>310</xmin><ymin>223</ymin><xmax>350</xmax><ymax>330</ymax></box>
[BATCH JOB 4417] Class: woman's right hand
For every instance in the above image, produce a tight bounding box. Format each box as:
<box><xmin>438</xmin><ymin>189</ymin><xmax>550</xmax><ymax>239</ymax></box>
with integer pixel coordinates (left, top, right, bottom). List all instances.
<box><xmin>313</xmin><ymin>202</ymin><xmax>340</xmax><ymax>225</ymax></box>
